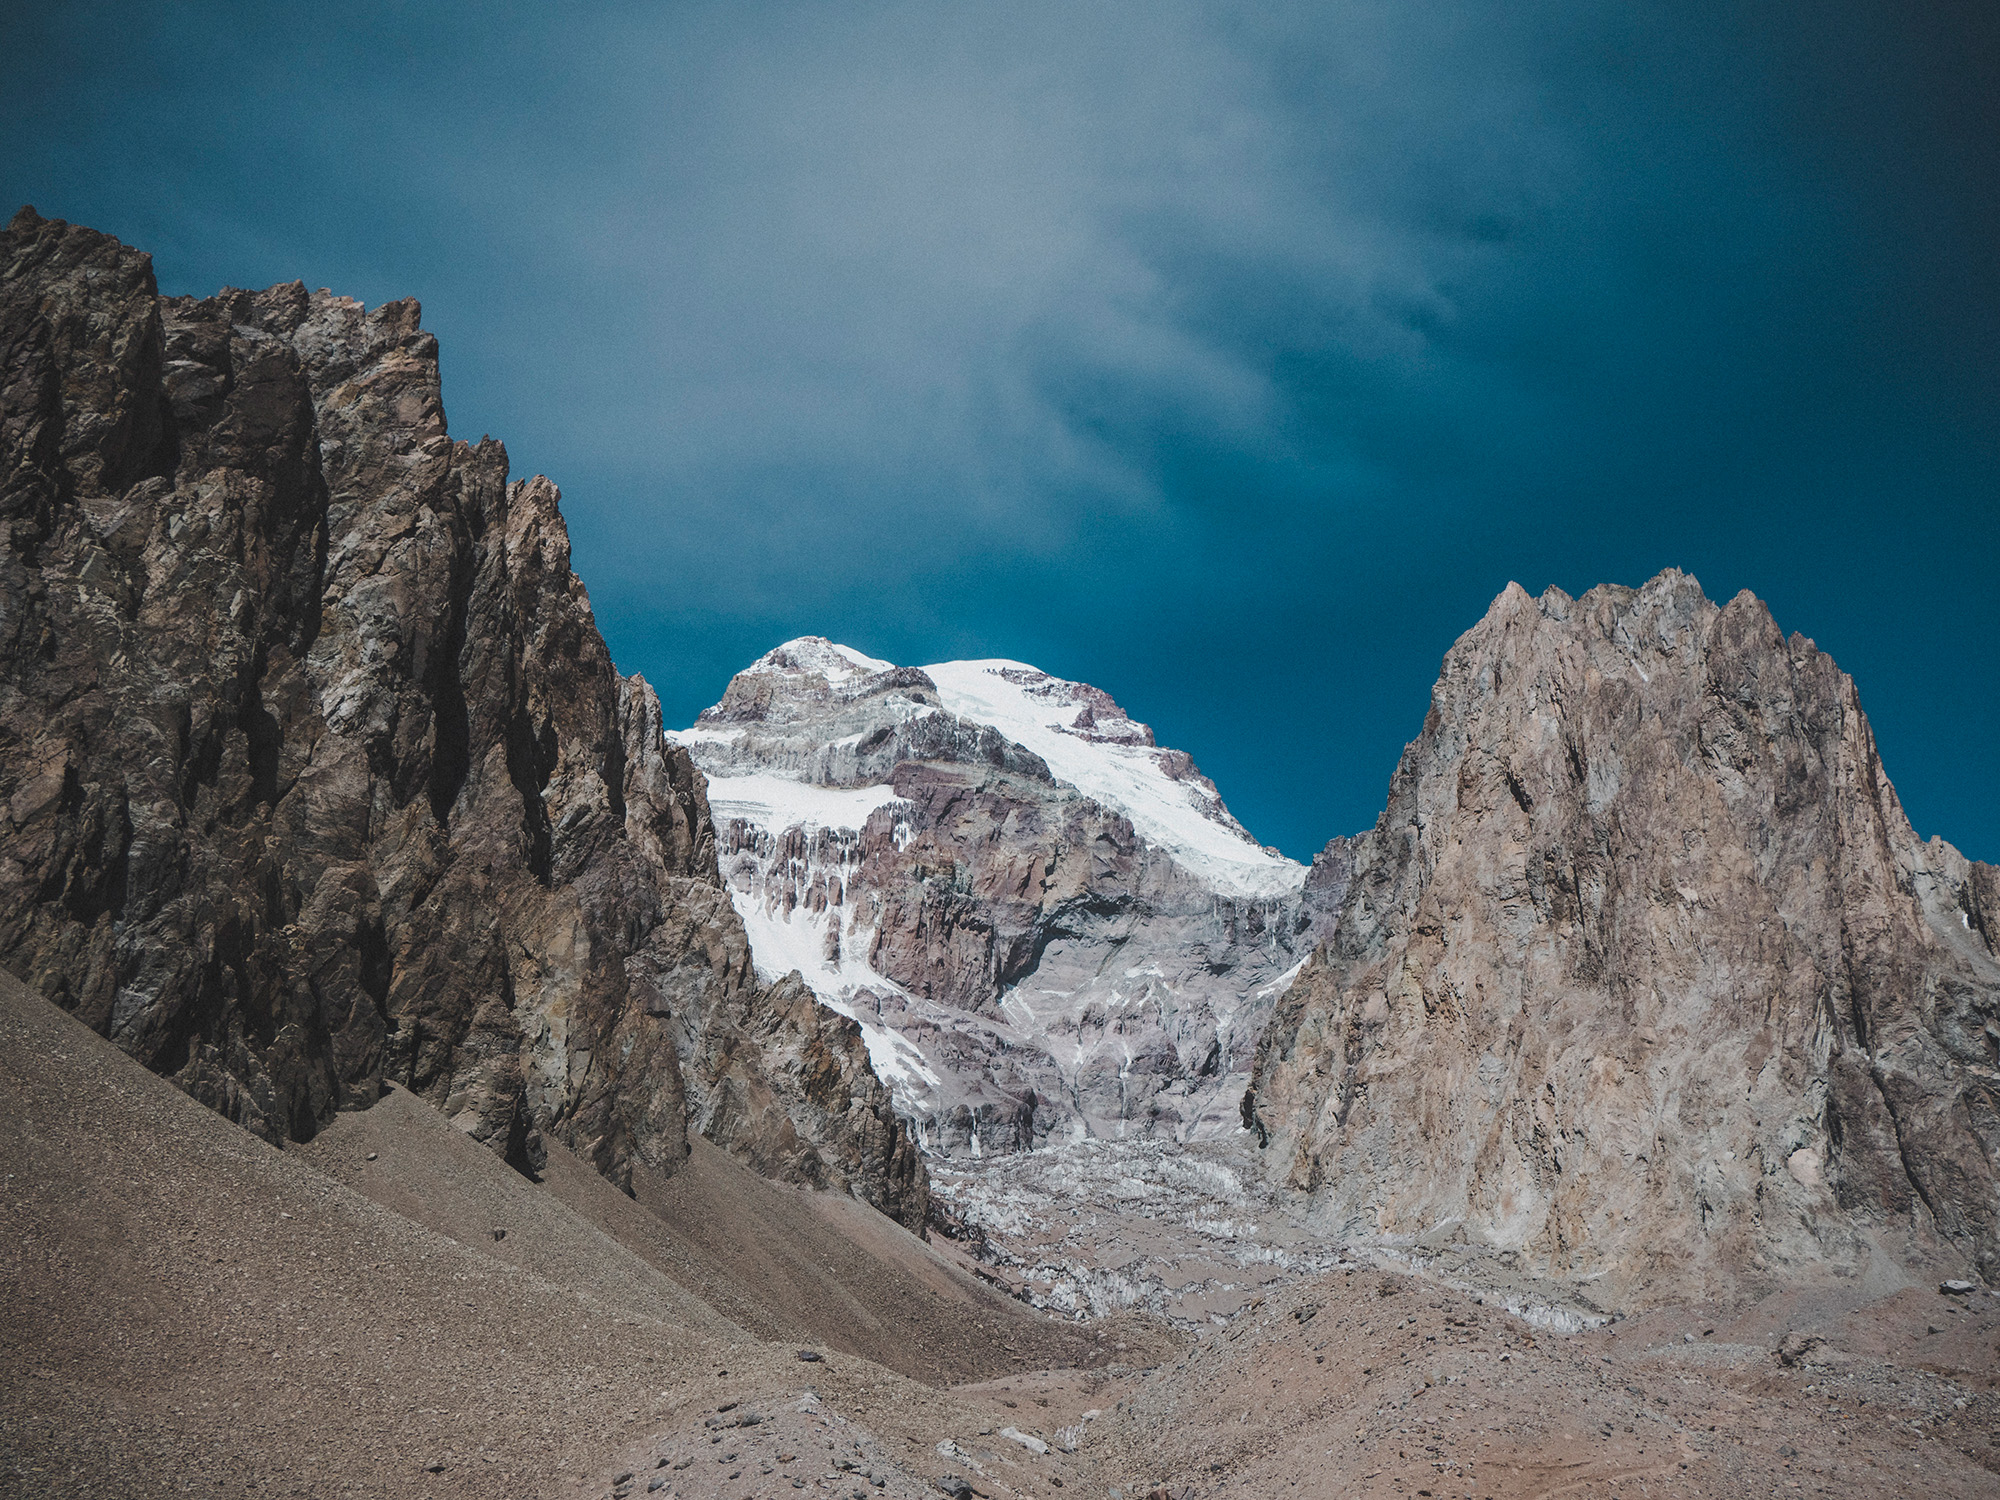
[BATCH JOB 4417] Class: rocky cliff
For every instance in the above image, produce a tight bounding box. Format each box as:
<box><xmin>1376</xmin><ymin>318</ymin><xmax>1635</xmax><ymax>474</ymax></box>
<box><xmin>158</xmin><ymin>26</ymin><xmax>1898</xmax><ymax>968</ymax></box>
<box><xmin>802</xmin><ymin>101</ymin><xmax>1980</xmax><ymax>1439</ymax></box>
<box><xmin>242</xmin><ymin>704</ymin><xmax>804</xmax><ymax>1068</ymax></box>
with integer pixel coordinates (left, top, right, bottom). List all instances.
<box><xmin>672</xmin><ymin>638</ymin><xmax>1347</xmax><ymax>1153</ymax></box>
<box><xmin>1248</xmin><ymin>571</ymin><xmax>1999</xmax><ymax>1300</ymax></box>
<box><xmin>0</xmin><ymin>209</ymin><xmax>923</xmax><ymax>1228</ymax></box>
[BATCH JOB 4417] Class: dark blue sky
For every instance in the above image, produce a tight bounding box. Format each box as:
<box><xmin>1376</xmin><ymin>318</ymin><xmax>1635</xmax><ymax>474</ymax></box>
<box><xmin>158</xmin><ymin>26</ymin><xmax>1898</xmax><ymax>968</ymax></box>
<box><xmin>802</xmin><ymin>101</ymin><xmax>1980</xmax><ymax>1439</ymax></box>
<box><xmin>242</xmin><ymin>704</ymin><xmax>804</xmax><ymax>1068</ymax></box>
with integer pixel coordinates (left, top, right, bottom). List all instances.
<box><xmin>6</xmin><ymin>0</ymin><xmax>1995</xmax><ymax>861</ymax></box>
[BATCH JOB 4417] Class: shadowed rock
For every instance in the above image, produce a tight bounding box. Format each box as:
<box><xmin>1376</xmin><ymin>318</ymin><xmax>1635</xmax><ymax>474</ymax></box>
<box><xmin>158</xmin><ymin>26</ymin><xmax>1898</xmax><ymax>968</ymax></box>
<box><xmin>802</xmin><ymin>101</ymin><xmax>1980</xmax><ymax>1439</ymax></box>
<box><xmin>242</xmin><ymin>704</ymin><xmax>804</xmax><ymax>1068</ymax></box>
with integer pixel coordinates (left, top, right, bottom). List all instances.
<box><xmin>0</xmin><ymin>208</ymin><xmax>923</xmax><ymax>1228</ymax></box>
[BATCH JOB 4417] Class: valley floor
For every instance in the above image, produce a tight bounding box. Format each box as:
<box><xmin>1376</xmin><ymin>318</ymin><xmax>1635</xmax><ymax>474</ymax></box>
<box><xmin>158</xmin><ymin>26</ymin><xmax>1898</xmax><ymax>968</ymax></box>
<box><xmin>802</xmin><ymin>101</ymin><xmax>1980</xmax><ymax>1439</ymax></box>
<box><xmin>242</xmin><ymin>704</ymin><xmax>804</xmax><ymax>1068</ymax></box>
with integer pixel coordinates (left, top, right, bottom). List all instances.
<box><xmin>2</xmin><ymin>973</ymin><xmax>1994</xmax><ymax>1499</ymax></box>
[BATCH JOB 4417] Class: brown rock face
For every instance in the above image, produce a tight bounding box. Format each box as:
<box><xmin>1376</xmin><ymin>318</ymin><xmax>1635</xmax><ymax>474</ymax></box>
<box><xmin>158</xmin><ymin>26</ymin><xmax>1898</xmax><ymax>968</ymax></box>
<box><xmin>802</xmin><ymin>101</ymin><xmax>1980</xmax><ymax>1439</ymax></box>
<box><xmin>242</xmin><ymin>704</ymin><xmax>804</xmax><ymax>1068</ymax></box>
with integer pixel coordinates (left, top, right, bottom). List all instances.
<box><xmin>688</xmin><ymin>971</ymin><xmax>928</xmax><ymax>1215</ymax></box>
<box><xmin>0</xmin><ymin>209</ymin><xmax>923</xmax><ymax>1227</ymax></box>
<box><xmin>1248</xmin><ymin>571</ymin><xmax>1999</xmax><ymax>1299</ymax></box>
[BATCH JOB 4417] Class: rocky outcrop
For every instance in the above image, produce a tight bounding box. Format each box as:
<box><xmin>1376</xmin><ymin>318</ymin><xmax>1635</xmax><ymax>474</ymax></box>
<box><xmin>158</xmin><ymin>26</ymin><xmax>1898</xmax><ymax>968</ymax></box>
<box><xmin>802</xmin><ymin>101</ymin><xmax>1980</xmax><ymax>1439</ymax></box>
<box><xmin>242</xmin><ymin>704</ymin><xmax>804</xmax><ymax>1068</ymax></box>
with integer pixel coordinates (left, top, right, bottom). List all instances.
<box><xmin>1248</xmin><ymin>572</ymin><xmax>2000</xmax><ymax>1300</ymax></box>
<box><xmin>674</xmin><ymin>639</ymin><xmax>1344</xmax><ymax>1154</ymax></box>
<box><xmin>0</xmin><ymin>208</ymin><xmax>923</xmax><ymax>1228</ymax></box>
<box><xmin>688</xmin><ymin>970</ymin><xmax>928</xmax><ymax>1216</ymax></box>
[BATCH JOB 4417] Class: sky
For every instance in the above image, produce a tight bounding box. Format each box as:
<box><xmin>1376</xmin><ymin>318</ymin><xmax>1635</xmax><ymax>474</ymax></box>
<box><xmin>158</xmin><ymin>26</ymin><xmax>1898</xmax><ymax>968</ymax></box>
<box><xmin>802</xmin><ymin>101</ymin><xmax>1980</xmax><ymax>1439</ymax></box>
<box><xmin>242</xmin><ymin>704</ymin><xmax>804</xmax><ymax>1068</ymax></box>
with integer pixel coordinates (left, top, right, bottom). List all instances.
<box><xmin>5</xmin><ymin>0</ymin><xmax>1995</xmax><ymax>861</ymax></box>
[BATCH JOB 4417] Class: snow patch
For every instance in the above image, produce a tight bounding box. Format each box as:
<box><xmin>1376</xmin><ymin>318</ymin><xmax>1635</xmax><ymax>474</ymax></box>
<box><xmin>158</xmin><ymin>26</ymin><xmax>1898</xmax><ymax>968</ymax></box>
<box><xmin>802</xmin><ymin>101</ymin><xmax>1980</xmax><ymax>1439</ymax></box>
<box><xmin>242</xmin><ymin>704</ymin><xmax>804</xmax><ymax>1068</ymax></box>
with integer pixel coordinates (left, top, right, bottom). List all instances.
<box><xmin>1256</xmin><ymin>957</ymin><xmax>1309</xmax><ymax>1001</ymax></box>
<box><xmin>688</xmin><ymin>741</ymin><xmax>940</xmax><ymax>1098</ymax></box>
<box><xmin>667</xmin><ymin>723</ymin><xmax>744</xmax><ymax>747</ymax></box>
<box><xmin>699</xmin><ymin>773</ymin><xmax>902</xmax><ymax>834</ymax></box>
<box><xmin>734</xmin><ymin>896</ymin><xmax>941</xmax><ymax>1093</ymax></box>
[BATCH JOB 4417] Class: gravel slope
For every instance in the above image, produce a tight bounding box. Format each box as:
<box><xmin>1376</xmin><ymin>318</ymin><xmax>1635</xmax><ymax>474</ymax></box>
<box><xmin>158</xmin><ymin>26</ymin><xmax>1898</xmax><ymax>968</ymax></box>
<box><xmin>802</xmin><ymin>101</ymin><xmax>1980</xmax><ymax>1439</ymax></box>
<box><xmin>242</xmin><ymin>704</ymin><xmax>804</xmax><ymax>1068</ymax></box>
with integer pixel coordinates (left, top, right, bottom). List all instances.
<box><xmin>0</xmin><ymin>972</ymin><xmax>1103</xmax><ymax>1499</ymax></box>
<box><xmin>5</xmin><ymin>968</ymin><xmax>1993</xmax><ymax>1500</ymax></box>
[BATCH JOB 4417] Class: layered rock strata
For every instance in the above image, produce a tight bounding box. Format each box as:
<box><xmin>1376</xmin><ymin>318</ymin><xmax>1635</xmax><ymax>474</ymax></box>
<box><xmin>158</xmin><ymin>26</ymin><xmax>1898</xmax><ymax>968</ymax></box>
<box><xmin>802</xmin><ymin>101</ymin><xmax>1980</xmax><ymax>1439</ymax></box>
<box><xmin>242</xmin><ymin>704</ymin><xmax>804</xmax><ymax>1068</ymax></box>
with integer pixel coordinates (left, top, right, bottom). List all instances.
<box><xmin>1248</xmin><ymin>571</ymin><xmax>2000</xmax><ymax>1299</ymax></box>
<box><xmin>0</xmin><ymin>209</ymin><xmax>923</xmax><ymax>1227</ymax></box>
<box><xmin>673</xmin><ymin>638</ymin><xmax>1347</xmax><ymax>1154</ymax></box>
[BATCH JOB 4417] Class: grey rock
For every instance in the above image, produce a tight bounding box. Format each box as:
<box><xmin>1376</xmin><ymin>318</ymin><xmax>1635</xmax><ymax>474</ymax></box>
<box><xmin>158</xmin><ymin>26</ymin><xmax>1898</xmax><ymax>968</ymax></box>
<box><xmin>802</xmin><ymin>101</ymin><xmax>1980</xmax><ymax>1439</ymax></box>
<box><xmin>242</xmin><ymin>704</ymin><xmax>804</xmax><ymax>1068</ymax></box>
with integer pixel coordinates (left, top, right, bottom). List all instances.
<box><xmin>1776</xmin><ymin>1332</ymin><xmax>1829</xmax><ymax>1367</ymax></box>
<box><xmin>1249</xmin><ymin>571</ymin><xmax>1999</xmax><ymax>1300</ymax></box>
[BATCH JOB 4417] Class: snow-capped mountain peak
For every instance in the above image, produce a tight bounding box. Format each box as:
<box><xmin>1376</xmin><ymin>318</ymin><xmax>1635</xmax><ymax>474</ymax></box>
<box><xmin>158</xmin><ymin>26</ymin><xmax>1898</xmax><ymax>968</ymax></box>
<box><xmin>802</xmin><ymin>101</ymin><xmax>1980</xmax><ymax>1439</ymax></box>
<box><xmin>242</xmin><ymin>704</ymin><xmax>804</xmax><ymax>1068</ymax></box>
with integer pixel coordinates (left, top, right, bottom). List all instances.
<box><xmin>666</xmin><ymin>640</ymin><xmax>1343</xmax><ymax>1156</ymax></box>
<box><xmin>739</xmin><ymin>635</ymin><xmax>893</xmax><ymax>686</ymax></box>
<box><xmin>683</xmin><ymin>639</ymin><xmax>1301</xmax><ymax>898</ymax></box>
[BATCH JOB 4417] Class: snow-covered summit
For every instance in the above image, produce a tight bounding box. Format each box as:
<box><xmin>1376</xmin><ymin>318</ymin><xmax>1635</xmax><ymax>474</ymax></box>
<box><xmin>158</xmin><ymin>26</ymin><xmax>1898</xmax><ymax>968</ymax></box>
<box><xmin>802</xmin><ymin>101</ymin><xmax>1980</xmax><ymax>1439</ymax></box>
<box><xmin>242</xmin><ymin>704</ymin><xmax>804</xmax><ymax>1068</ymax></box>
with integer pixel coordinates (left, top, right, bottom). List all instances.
<box><xmin>738</xmin><ymin>636</ymin><xmax>892</xmax><ymax>685</ymax></box>
<box><xmin>675</xmin><ymin>639</ymin><xmax>1303</xmax><ymax>899</ymax></box>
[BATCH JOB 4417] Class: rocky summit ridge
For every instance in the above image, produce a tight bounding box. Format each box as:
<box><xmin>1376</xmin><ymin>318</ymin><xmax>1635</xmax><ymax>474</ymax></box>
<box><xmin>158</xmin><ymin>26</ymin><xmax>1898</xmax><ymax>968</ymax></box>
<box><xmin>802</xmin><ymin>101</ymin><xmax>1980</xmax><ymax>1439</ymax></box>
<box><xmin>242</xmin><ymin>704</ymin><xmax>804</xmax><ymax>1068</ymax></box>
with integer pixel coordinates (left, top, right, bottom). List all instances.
<box><xmin>1248</xmin><ymin>571</ymin><xmax>1999</xmax><ymax>1303</ymax></box>
<box><xmin>0</xmin><ymin>208</ymin><xmax>924</xmax><ymax>1228</ymax></box>
<box><xmin>672</xmin><ymin>638</ymin><xmax>1348</xmax><ymax>1155</ymax></box>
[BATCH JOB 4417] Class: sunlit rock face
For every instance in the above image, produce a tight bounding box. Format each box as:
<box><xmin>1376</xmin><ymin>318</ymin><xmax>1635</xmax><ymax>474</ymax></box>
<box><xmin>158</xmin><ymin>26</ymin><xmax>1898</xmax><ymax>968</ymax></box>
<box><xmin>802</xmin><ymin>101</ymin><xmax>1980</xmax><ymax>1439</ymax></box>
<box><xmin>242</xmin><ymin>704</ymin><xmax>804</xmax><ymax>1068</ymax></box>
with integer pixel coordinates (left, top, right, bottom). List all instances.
<box><xmin>673</xmin><ymin>637</ymin><xmax>1349</xmax><ymax>1157</ymax></box>
<box><xmin>0</xmin><ymin>210</ymin><xmax>924</xmax><ymax>1230</ymax></box>
<box><xmin>1248</xmin><ymin>570</ymin><xmax>2000</xmax><ymax>1302</ymax></box>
